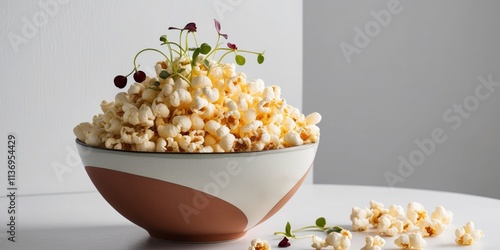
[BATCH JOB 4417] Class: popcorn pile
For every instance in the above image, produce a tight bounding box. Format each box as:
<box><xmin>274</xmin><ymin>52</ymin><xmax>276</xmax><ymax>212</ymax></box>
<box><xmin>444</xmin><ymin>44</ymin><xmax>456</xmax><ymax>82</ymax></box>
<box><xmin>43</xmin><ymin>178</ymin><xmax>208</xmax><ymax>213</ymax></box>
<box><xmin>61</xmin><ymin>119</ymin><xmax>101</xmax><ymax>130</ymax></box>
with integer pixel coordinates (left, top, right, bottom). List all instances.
<box><xmin>74</xmin><ymin>60</ymin><xmax>320</xmax><ymax>152</ymax></box>
<box><xmin>74</xmin><ymin>21</ymin><xmax>321</xmax><ymax>153</ymax></box>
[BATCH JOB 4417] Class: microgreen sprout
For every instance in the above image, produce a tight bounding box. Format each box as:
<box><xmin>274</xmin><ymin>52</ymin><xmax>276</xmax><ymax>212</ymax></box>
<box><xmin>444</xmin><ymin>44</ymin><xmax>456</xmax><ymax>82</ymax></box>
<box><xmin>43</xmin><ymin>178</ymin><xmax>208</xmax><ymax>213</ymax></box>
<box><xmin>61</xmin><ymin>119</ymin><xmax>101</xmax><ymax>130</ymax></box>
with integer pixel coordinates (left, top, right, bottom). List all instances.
<box><xmin>113</xmin><ymin>19</ymin><xmax>264</xmax><ymax>89</ymax></box>
<box><xmin>274</xmin><ymin>217</ymin><xmax>344</xmax><ymax>247</ymax></box>
<box><xmin>113</xmin><ymin>67</ymin><xmax>146</xmax><ymax>89</ymax></box>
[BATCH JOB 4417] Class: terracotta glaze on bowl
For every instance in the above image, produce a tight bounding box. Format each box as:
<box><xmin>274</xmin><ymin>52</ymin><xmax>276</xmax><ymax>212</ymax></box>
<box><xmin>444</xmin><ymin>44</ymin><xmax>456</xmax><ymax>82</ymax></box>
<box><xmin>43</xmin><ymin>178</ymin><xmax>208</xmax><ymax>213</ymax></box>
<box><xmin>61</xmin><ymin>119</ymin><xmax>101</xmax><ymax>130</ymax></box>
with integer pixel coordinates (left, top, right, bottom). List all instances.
<box><xmin>76</xmin><ymin>139</ymin><xmax>318</xmax><ymax>242</ymax></box>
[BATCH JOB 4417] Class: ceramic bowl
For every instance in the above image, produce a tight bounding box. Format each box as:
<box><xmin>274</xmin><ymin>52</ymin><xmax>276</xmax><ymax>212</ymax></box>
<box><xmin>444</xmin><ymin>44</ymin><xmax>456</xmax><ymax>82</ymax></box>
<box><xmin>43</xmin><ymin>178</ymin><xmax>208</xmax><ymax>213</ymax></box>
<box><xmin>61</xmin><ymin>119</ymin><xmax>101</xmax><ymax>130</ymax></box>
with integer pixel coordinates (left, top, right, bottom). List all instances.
<box><xmin>76</xmin><ymin>139</ymin><xmax>318</xmax><ymax>242</ymax></box>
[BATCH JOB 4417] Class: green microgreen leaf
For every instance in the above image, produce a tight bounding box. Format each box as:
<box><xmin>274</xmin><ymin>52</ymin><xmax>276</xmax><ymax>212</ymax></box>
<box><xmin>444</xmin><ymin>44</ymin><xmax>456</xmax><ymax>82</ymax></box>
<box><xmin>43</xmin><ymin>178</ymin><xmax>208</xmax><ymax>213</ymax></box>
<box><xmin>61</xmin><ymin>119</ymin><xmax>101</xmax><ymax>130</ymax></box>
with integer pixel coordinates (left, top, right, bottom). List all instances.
<box><xmin>159</xmin><ymin>35</ymin><xmax>167</xmax><ymax>43</ymax></box>
<box><xmin>326</xmin><ymin>226</ymin><xmax>343</xmax><ymax>234</ymax></box>
<box><xmin>315</xmin><ymin>217</ymin><xmax>326</xmax><ymax>228</ymax></box>
<box><xmin>235</xmin><ymin>54</ymin><xmax>246</xmax><ymax>65</ymax></box>
<box><xmin>159</xmin><ymin>70</ymin><xmax>170</xmax><ymax>79</ymax></box>
<box><xmin>257</xmin><ymin>53</ymin><xmax>265</xmax><ymax>64</ymax></box>
<box><xmin>274</xmin><ymin>218</ymin><xmax>344</xmax><ymax>242</ymax></box>
<box><xmin>200</xmin><ymin>43</ymin><xmax>211</xmax><ymax>54</ymax></box>
<box><xmin>285</xmin><ymin>222</ymin><xmax>292</xmax><ymax>236</ymax></box>
<box><xmin>191</xmin><ymin>48</ymin><xmax>201</xmax><ymax>67</ymax></box>
<box><xmin>146</xmin><ymin>81</ymin><xmax>161</xmax><ymax>91</ymax></box>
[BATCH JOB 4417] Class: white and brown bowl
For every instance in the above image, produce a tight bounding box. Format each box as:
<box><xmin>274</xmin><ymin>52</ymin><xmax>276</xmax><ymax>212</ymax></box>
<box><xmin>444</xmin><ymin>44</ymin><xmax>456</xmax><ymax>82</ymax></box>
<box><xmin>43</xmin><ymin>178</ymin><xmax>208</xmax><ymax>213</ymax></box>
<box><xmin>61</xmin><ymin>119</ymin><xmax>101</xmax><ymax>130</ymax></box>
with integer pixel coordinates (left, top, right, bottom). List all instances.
<box><xmin>76</xmin><ymin>139</ymin><xmax>318</xmax><ymax>242</ymax></box>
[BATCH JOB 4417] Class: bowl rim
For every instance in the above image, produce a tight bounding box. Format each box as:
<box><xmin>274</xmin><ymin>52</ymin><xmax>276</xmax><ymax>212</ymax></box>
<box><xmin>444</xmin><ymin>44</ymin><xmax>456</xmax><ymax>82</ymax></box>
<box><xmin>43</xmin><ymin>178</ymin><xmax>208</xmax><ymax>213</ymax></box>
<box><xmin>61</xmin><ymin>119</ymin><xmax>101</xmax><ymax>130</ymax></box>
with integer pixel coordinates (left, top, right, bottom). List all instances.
<box><xmin>75</xmin><ymin>138</ymin><xmax>318</xmax><ymax>155</ymax></box>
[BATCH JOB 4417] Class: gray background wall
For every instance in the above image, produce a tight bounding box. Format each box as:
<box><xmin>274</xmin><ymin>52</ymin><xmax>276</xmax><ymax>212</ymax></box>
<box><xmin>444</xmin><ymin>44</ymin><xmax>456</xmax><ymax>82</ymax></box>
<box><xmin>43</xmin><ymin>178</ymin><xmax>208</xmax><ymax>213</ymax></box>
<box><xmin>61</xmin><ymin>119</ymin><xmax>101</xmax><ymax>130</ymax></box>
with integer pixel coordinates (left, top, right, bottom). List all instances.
<box><xmin>305</xmin><ymin>0</ymin><xmax>500</xmax><ymax>199</ymax></box>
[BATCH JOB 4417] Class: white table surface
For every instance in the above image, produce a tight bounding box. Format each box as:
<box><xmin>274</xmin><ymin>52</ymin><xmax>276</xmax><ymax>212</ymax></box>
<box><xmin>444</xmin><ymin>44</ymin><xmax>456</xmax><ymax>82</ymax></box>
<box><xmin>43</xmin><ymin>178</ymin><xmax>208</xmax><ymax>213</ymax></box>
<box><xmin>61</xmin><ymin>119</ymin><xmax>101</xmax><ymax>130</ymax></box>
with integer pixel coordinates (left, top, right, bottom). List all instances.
<box><xmin>1</xmin><ymin>184</ymin><xmax>498</xmax><ymax>250</ymax></box>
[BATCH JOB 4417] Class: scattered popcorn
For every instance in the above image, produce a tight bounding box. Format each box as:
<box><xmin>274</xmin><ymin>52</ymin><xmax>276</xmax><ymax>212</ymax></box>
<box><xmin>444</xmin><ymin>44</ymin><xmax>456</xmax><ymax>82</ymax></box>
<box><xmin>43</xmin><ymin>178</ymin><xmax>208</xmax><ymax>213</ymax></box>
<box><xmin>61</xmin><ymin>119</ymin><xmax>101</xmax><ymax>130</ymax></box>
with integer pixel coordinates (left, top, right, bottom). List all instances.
<box><xmin>75</xmin><ymin>58</ymin><xmax>321</xmax><ymax>152</ymax></box>
<box><xmin>311</xmin><ymin>235</ymin><xmax>327</xmax><ymax>250</ymax></box>
<box><xmin>430</xmin><ymin>205</ymin><xmax>453</xmax><ymax>225</ymax></box>
<box><xmin>305</xmin><ymin>201</ymin><xmax>485</xmax><ymax>249</ymax></box>
<box><xmin>394</xmin><ymin>233</ymin><xmax>427</xmax><ymax>249</ymax></box>
<box><xmin>455</xmin><ymin>221</ymin><xmax>484</xmax><ymax>245</ymax></box>
<box><xmin>350</xmin><ymin>207</ymin><xmax>373</xmax><ymax>231</ymax></box>
<box><xmin>351</xmin><ymin>200</ymin><xmax>417</xmax><ymax>235</ymax></box>
<box><xmin>377</xmin><ymin>214</ymin><xmax>404</xmax><ymax>236</ymax></box>
<box><xmin>406</xmin><ymin>202</ymin><xmax>428</xmax><ymax>226</ymax></box>
<box><xmin>369</xmin><ymin>200</ymin><xmax>388</xmax><ymax>228</ymax></box>
<box><xmin>310</xmin><ymin>230</ymin><xmax>353</xmax><ymax>250</ymax></box>
<box><xmin>388</xmin><ymin>204</ymin><xmax>405</xmax><ymax>218</ymax></box>
<box><xmin>325</xmin><ymin>229</ymin><xmax>352</xmax><ymax>250</ymax></box>
<box><xmin>399</xmin><ymin>217</ymin><xmax>414</xmax><ymax>233</ymax></box>
<box><xmin>248</xmin><ymin>238</ymin><xmax>271</xmax><ymax>250</ymax></box>
<box><xmin>361</xmin><ymin>235</ymin><xmax>386</xmax><ymax>250</ymax></box>
<box><xmin>419</xmin><ymin>219</ymin><xmax>447</xmax><ymax>237</ymax></box>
